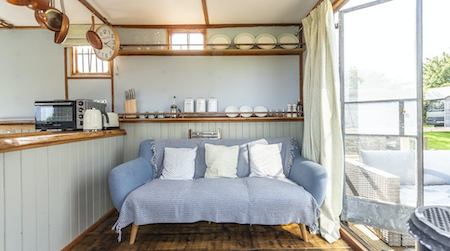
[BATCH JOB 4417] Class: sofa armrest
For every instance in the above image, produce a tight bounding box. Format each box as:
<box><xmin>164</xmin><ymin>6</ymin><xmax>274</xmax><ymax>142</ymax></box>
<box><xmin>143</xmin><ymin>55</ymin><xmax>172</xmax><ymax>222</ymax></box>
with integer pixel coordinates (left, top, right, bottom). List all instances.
<box><xmin>109</xmin><ymin>157</ymin><xmax>153</xmax><ymax>211</ymax></box>
<box><xmin>288</xmin><ymin>155</ymin><xmax>328</xmax><ymax>206</ymax></box>
<box><xmin>345</xmin><ymin>159</ymin><xmax>400</xmax><ymax>204</ymax></box>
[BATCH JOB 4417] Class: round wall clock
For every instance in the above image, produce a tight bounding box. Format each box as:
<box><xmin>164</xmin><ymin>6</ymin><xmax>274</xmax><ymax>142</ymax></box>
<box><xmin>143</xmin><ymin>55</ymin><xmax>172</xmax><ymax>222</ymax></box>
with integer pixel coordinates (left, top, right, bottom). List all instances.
<box><xmin>94</xmin><ymin>25</ymin><xmax>120</xmax><ymax>61</ymax></box>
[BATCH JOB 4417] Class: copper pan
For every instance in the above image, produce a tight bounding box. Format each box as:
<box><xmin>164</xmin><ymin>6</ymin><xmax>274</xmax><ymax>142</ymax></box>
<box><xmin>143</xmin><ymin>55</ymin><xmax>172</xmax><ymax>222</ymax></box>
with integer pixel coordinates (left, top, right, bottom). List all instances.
<box><xmin>86</xmin><ymin>15</ymin><xmax>102</xmax><ymax>50</ymax></box>
<box><xmin>6</xmin><ymin>0</ymin><xmax>29</xmax><ymax>6</ymax></box>
<box><xmin>26</xmin><ymin>0</ymin><xmax>50</xmax><ymax>10</ymax></box>
<box><xmin>34</xmin><ymin>8</ymin><xmax>62</xmax><ymax>32</ymax></box>
<box><xmin>54</xmin><ymin>13</ymin><xmax>69</xmax><ymax>44</ymax></box>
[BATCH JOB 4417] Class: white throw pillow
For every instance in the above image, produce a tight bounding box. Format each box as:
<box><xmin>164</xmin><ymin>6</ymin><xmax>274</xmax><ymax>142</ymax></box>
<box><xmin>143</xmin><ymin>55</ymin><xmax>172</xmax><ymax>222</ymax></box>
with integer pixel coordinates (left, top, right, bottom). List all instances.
<box><xmin>249</xmin><ymin>143</ymin><xmax>285</xmax><ymax>178</ymax></box>
<box><xmin>160</xmin><ymin>147</ymin><xmax>197</xmax><ymax>180</ymax></box>
<box><xmin>204</xmin><ymin>144</ymin><xmax>239</xmax><ymax>178</ymax></box>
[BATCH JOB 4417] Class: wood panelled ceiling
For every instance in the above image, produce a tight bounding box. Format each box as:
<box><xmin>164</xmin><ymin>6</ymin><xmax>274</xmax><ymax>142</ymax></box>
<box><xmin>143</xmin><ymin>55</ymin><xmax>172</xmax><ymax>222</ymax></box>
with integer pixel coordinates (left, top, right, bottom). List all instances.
<box><xmin>0</xmin><ymin>0</ymin><xmax>322</xmax><ymax>28</ymax></box>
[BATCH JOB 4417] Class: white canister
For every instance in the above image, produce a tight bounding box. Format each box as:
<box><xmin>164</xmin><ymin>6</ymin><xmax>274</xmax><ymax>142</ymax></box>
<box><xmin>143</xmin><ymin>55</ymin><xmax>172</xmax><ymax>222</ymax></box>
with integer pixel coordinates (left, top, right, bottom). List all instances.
<box><xmin>207</xmin><ymin>97</ymin><xmax>218</xmax><ymax>112</ymax></box>
<box><xmin>196</xmin><ymin>98</ymin><xmax>206</xmax><ymax>113</ymax></box>
<box><xmin>184</xmin><ymin>98</ymin><xmax>194</xmax><ymax>113</ymax></box>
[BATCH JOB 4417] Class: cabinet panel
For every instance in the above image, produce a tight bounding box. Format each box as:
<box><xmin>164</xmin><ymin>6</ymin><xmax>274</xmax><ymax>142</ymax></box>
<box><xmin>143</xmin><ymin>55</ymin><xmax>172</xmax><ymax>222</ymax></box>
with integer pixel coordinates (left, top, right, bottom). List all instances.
<box><xmin>4</xmin><ymin>151</ymin><xmax>22</xmax><ymax>251</ymax></box>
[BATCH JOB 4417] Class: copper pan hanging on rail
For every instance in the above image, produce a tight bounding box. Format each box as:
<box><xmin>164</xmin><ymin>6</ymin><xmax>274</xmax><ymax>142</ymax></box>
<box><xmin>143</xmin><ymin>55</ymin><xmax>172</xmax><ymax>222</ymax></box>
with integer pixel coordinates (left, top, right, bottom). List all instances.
<box><xmin>86</xmin><ymin>15</ymin><xmax>102</xmax><ymax>49</ymax></box>
<box><xmin>33</xmin><ymin>0</ymin><xmax>62</xmax><ymax>32</ymax></box>
<box><xmin>34</xmin><ymin>8</ymin><xmax>63</xmax><ymax>32</ymax></box>
<box><xmin>54</xmin><ymin>0</ymin><xmax>69</xmax><ymax>44</ymax></box>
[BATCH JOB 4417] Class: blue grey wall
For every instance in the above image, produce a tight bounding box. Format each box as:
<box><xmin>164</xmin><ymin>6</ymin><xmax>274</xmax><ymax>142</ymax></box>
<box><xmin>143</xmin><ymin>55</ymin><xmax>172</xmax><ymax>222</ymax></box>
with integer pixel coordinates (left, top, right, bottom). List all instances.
<box><xmin>0</xmin><ymin>27</ymin><xmax>300</xmax><ymax>118</ymax></box>
<box><xmin>114</xmin><ymin>55</ymin><xmax>300</xmax><ymax>113</ymax></box>
<box><xmin>0</xmin><ymin>30</ymin><xmax>65</xmax><ymax>119</ymax></box>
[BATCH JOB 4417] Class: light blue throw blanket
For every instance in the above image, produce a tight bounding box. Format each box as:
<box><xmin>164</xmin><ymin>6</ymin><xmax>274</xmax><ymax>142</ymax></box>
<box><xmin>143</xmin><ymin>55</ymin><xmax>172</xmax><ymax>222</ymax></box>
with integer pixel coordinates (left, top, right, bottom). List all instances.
<box><xmin>113</xmin><ymin>177</ymin><xmax>320</xmax><ymax>241</ymax></box>
<box><xmin>112</xmin><ymin>138</ymin><xmax>321</xmax><ymax>242</ymax></box>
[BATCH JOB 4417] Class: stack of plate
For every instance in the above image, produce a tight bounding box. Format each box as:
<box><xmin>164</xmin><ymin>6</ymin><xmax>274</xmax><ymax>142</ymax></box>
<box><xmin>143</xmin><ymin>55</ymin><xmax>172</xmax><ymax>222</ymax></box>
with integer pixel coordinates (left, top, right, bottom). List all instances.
<box><xmin>277</xmin><ymin>33</ymin><xmax>299</xmax><ymax>49</ymax></box>
<box><xmin>209</xmin><ymin>34</ymin><xmax>231</xmax><ymax>50</ymax></box>
<box><xmin>234</xmin><ymin>33</ymin><xmax>255</xmax><ymax>50</ymax></box>
<box><xmin>256</xmin><ymin>34</ymin><xmax>277</xmax><ymax>49</ymax></box>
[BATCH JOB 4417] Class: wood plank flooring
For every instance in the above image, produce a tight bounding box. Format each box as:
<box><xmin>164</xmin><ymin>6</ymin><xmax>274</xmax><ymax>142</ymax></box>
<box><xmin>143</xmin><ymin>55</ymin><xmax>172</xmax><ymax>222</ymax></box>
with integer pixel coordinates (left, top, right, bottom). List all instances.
<box><xmin>68</xmin><ymin>211</ymin><xmax>353</xmax><ymax>251</ymax></box>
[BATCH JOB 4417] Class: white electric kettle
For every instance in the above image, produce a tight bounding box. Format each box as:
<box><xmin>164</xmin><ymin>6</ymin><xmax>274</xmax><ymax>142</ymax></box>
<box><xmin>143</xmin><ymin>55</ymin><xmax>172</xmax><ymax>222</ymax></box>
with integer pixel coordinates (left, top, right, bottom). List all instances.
<box><xmin>83</xmin><ymin>108</ymin><xmax>102</xmax><ymax>132</ymax></box>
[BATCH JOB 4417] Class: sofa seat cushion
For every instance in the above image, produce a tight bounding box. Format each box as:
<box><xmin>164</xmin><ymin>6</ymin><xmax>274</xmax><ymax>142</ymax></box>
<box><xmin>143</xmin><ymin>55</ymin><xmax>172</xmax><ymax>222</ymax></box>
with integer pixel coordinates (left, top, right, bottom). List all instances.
<box><xmin>113</xmin><ymin>177</ymin><xmax>320</xmax><ymax>239</ymax></box>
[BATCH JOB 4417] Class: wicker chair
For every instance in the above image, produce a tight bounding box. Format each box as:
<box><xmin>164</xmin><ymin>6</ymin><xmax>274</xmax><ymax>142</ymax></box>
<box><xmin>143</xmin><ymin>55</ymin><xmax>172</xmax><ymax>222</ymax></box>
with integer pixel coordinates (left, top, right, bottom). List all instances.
<box><xmin>345</xmin><ymin>159</ymin><xmax>415</xmax><ymax>246</ymax></box>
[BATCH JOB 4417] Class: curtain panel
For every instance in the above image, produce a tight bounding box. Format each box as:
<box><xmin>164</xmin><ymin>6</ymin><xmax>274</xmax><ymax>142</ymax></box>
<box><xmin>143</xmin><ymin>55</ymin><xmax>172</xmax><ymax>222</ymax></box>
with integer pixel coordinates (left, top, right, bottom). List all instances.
<box><xmin>301</xmin><ymin>0</ymin><xmax>344</xmax><ymax>243</ymax></box>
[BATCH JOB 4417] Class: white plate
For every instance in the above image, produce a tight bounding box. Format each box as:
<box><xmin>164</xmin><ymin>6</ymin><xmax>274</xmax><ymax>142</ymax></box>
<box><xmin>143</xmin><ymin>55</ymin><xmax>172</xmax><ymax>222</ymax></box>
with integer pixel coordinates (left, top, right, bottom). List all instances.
<box><xmin>277</xmin><ymin>33</ymin><xmax>299</xmax><ymax>49</ymax></box>
<box><xmin>256</xmin><ymin>34</ymin><xmax>277</xmax><ymax>49</ymax></box>
<box><xmin>254</xmin><ymin>106</ymin><xmax>268</xmax><ymax>117</ymax></box>
<box><xmin>209</xmin><ymin>34</ymin><xmax>231</xmax><ymax>50</ymax></box>
<box><xmin>234</xmin><ymin>33</ymin><xmax>255</xmax><ymax>50</ymax></box>
<box><xmin>225</xmin><ymin>106</ymin><xmax>239</xmax><ymax>117</ymax></box>
<box><xmin>239</xmin><ymin>105</ymin><xmax>253</xmax><ymax>117</ymax></box>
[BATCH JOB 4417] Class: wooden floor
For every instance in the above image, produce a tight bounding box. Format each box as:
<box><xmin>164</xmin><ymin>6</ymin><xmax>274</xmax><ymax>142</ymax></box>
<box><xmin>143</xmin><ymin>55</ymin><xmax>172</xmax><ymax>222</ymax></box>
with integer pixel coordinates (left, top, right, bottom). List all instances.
<box><xmin>68</xmin><ymin>211</ymin><xmax>353</xmax><ymax>251</ymax></box>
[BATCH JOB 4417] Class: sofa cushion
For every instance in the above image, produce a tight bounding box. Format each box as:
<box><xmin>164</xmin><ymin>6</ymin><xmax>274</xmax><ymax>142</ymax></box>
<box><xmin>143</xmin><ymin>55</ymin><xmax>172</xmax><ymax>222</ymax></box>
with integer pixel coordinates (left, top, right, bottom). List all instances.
<box><xmin>204</xmin><ymin>144</ymin><xmax>239</xmax><ymax>178</ymax></box>
<box><xmin>150</xmin><ymin>138</ymin><xmax>296</xmax><ymax>179</ymax></box>
<box><xmin>360</xmin><ymin>150</ymin><xmax>415</xmax><ymax>185</ymax></box>
<box><xmin>160</xmin><ymin>147</ymin><xmax>197</xmax><ymax>180</ymax></box>
<box><xmin>249</xmin><ymin>143</ymin><xmax>285</xmax><ymax>178</ymax></box>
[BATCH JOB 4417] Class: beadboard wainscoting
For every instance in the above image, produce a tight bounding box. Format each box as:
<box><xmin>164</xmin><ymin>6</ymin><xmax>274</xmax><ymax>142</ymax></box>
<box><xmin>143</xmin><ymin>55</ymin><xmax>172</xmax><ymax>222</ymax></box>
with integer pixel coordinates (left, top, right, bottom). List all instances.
<box><xmin>0</xmin><ymin>136</ymin><xmax>124</xmax><ymax>251</ymax></box>
<box><xmin>122</xmin><ymin>121</ymin><xmax>303</xmax><ymax>161</ymax></box>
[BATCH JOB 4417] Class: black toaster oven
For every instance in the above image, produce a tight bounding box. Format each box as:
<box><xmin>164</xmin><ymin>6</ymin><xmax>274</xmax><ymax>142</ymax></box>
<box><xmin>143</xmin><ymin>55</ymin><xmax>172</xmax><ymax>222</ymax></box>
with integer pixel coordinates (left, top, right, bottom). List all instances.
<box><xmin>34</xmin><ymin>100</ymin><xmax>77</xmax><ymax>131</ymax></box>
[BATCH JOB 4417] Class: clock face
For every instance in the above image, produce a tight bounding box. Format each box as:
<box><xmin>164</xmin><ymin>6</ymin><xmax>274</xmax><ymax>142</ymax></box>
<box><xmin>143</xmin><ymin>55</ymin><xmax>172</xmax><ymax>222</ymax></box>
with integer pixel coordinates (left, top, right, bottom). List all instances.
<box><xmin>94</xmin><ymin>25</ymin><xmax>120</xmax><ymax>61</ymax></box>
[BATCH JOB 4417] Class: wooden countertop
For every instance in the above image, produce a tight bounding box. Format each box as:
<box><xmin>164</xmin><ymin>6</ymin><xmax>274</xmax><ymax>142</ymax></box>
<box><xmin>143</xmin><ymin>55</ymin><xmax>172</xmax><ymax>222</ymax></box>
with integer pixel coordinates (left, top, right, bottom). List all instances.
<box><xmin>0</xmin><ymin>119</ymin><xmax>35</xmax><ymax>131</ymax></box>
<box><xmin>0</xmin><ymin>129</ymin><xmax>126</xmax><ymax>153</ymax></box>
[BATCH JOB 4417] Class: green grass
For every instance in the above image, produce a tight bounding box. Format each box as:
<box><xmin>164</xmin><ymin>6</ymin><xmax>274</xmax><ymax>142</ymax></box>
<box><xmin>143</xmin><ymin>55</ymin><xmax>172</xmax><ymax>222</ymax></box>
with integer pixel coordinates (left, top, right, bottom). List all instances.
<box><xmin>424</xmin><ymin>132</ymin><xmax>450</xmax><ymax>150</ymax></box>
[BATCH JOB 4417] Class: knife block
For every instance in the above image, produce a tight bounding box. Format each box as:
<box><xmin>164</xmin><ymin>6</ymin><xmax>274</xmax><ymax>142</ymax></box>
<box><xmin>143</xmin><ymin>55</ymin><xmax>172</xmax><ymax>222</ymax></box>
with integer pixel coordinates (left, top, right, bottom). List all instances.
<box><xmin>124</xmin><ymin>99</ymin><xmax>137</xmax><ymax>118</ymax></box>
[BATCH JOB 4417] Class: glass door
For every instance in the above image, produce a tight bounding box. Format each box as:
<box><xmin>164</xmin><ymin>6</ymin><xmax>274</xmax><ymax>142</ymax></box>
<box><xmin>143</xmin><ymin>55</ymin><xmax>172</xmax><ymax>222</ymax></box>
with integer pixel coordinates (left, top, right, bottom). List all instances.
<box><xmin>339</xmin><ymin>0</ymin><xmax>423</xmax><ymax>240</ymax></box>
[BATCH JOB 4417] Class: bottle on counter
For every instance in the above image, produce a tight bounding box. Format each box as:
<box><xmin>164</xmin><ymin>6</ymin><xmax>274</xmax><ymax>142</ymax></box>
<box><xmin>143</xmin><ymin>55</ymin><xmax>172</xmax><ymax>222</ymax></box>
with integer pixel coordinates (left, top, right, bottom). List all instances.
<box><xmin>171</xmin><ymin>96</ymin><xmax>177</xmax><ymax>118</ymax></box>
<box><xmin>297</xmin><ymin>99</ymin><xmax>303</xmax><ymax>117</ymax></box>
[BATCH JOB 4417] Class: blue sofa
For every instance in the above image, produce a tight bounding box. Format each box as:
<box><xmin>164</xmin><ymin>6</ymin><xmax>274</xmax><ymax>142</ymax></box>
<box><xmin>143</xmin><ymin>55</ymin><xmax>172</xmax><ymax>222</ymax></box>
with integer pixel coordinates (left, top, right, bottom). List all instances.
<box><xmin>109</xmin><ymin>138</ymin><xmax>327</xmax><ymax>244</ymax></box>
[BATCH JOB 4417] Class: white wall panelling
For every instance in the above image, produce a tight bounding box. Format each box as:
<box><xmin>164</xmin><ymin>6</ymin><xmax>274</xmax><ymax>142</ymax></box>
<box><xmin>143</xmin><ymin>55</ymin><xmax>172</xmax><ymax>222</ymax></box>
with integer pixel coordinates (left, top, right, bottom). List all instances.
<box><xmin>122</xmin><ymin>121</ymin><xmax>303</xmax><ymax>161</ymax></box>
<box><xmin>0</xmin><ymin>136</ymin><xmax>124</xmax><ymax>251</ymax></box>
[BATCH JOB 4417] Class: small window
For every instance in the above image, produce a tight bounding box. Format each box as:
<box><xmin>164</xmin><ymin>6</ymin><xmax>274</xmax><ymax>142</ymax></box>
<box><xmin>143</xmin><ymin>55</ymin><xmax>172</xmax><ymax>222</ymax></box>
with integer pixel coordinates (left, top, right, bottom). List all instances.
<box><xmin>169</xmin><ymin>30</ymin><xmax>205</xmax><ymax>50</ymax></box>
<box><xmin>71</xmin><ymin>46</ymin><xmax>110</xmax><ymax>75</ymax></box>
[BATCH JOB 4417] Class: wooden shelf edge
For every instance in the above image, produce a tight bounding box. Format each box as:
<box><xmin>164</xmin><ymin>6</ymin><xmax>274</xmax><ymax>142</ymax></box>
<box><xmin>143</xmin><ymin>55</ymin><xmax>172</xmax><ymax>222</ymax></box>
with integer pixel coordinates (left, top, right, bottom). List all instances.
<box><xmin>0</xmin><ymin>129</ymin><xmax>126</xmax><ymax>153</ymax></box>
<box><xmin>118</xmin><ymin>48</ymin><xmax>305</xmax><ymax>56</ymax></box>
<box><xmin>120</xmin><ymin>117</ymin><xmax>303</xmax><ymax>123</ymax></box>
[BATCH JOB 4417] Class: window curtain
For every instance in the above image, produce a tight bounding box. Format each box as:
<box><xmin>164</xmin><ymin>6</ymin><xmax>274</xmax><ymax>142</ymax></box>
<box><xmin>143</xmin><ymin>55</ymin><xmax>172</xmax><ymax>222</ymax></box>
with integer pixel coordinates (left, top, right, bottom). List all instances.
<box><xmin>301</xmin><ymin>0</ymin><xmax>344</xmax><ymax>244</ymax></box>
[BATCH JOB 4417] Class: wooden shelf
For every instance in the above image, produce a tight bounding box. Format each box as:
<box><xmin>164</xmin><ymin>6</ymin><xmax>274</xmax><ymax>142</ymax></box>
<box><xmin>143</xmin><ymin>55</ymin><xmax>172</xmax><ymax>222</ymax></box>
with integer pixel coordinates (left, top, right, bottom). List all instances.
<box><xmin>120</xmin><ymin>116</ymin><xmax>303</xmax><ymax>123</ymax></box>
<box><xmin>118</xmin><ymin>48</ymin><xmax>305</xmax><ymax>56</ymax></box>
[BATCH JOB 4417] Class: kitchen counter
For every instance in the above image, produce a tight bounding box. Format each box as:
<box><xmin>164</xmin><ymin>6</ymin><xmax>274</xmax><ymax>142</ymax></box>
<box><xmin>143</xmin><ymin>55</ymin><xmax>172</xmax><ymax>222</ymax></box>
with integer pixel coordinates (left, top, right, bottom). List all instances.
<box><xmin>0</xmin><ymin>129</ymin><xmax>126</xmax><ymax>153</ymax></box>
<box><xmin>0</xmin><ymin>119</ymin><xmax>35</xmax><ymax>131</ymax></box>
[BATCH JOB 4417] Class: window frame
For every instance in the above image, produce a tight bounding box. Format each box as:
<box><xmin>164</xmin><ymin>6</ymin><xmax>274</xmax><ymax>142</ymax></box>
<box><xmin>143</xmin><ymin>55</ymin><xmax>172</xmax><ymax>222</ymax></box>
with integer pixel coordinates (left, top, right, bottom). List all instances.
<box><xmin>167</xmin><ymin>29</ymin><xmax>207</xmax><ymax>50</ymax></box>
<box><xmin>70</xmin><ymin>46</ymin><xmax>111</xmax><ymax>76</ymax></box>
